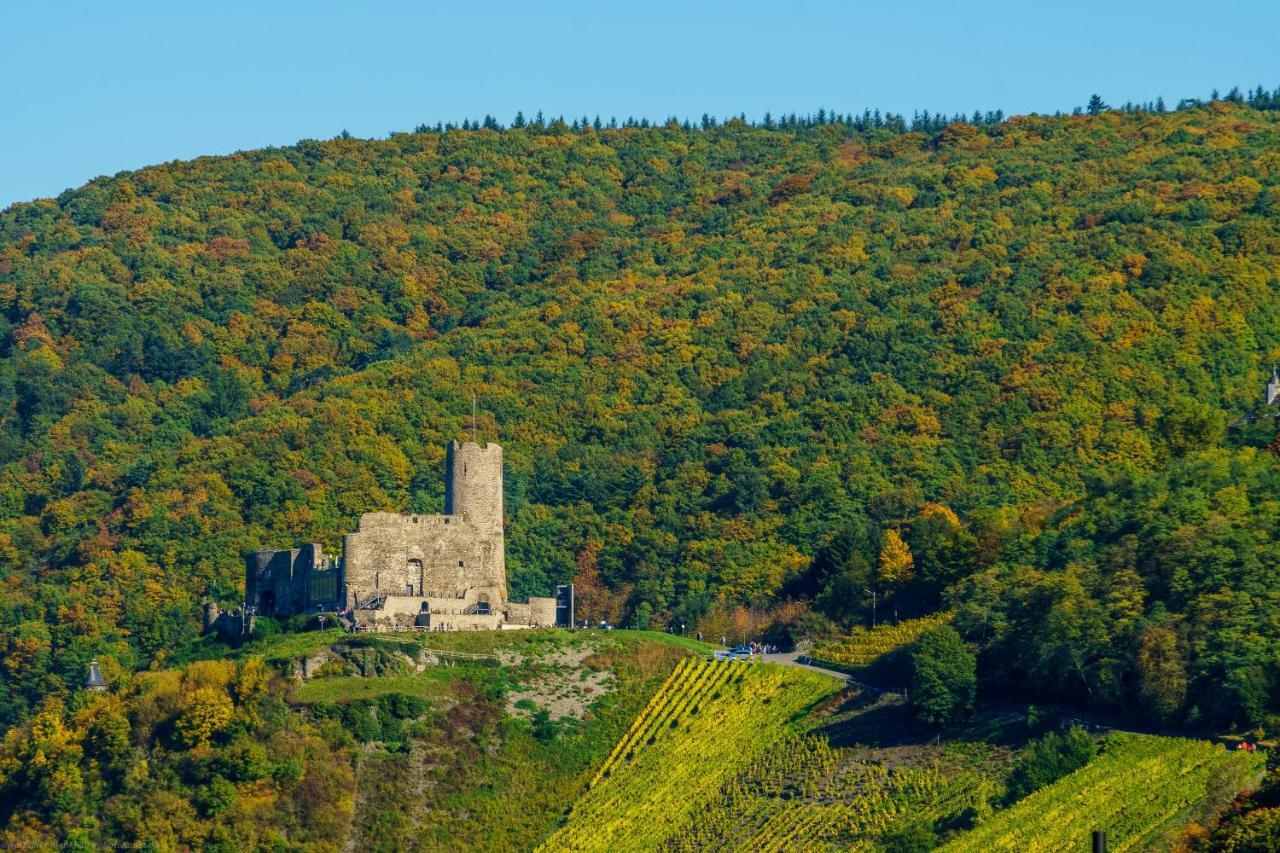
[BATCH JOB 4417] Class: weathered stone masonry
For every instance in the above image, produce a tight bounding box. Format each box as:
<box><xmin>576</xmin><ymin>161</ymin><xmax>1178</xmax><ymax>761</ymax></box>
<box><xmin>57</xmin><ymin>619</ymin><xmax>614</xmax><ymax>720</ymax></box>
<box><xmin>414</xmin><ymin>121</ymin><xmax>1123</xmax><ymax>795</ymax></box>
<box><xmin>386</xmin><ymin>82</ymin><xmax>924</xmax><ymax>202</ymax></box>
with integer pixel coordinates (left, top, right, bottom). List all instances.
<box><xmin>243</xmin><ymin>440</ymin><xmax>556</xmax><ymax>631</ymax></box>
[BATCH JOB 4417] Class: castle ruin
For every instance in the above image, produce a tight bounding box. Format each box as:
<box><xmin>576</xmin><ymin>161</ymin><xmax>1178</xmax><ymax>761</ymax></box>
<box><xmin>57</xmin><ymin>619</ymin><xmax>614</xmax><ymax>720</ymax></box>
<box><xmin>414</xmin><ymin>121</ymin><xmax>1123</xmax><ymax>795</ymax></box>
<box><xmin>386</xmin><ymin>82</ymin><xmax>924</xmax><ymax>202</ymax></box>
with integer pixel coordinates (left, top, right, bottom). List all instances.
<box><xmin>239</xmin><ymin>440</ymin><xmax>557</xmax><ymax>632</ymax></box>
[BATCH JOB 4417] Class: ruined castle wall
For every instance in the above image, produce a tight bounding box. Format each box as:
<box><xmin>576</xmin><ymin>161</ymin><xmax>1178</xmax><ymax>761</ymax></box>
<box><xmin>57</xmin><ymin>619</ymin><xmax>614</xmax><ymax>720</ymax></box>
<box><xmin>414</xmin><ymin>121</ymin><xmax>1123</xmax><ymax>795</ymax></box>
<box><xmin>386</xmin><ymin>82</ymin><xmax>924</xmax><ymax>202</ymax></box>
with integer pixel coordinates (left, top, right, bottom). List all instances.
<box><xmin>528</xmin><ymin>597</ymin><xmax>558</xmax><ymax>627</ymax></box>
<box><xmin>343</xmin><ymin>511</ymin><xmax>504</xmax><ymax>608</ymax></box>
<box><xmin>433</xmin><ymin>613</ymin><xmax>503</xmax><ymax>631</ymax></box>
<box><xmin>246</xmin><ymin>545</ymin><xmax>330</xmax><ymax>616</ymax></box>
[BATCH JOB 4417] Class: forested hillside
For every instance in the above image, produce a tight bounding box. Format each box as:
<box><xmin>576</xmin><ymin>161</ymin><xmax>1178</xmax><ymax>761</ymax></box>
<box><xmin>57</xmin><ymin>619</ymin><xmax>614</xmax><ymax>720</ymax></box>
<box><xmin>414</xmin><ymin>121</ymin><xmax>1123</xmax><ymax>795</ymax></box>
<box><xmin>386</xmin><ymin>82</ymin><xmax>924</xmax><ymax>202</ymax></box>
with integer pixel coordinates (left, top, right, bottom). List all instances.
<box><xmin>3</xmin><ymin>100</ymin><xmax>1280</xmax><ymax>731</ymax></box>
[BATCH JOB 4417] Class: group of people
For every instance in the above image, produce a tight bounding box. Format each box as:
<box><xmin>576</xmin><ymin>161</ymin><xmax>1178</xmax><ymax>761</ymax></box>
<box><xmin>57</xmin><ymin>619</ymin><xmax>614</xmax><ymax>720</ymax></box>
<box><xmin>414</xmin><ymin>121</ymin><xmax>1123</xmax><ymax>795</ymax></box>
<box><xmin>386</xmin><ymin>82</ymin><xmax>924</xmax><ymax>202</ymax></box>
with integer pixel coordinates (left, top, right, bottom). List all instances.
<box><xmin>711</xmin><ymin>640</ymin><xmax>780</xmax><ymax>662</ymax></box>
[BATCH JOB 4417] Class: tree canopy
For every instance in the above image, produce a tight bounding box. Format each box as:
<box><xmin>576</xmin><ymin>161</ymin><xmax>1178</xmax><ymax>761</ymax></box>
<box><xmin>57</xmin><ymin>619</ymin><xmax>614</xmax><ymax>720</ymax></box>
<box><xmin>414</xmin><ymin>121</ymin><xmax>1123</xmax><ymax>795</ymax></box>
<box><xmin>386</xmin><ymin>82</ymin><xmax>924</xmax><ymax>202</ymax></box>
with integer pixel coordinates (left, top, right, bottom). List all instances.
<box><xmin>2</xmin><ymin>98</ymin><xmax>1280</xmax><ymax>729</ymax></box>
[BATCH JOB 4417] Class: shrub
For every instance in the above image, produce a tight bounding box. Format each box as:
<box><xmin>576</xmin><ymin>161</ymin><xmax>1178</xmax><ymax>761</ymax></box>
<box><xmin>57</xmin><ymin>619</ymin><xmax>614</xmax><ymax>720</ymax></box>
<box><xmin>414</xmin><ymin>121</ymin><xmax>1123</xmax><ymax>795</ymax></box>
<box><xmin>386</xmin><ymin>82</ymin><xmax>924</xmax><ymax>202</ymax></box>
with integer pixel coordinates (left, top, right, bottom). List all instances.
<box><xmin>1005</xmin><ymin>726</ymin><xmax>1097</xmax><ymax>802</ymax></box>
<box><xmin>215</xmin><ymin>736</ymin><xmax>272</xmax><ymax>782</ymax></box>
<box><xmin>1212</xmin><ymin>806</ymin><xmax>1280</xmax><ymax>852</ymax></box>
<box><xmin>249</xmin><ymin>617</ymin><xmax>281</xmax><ymax>642</ymax></box>
<box><xmin>531</xmin><ymin>708</ymin><xmax>558</xmax><ymax>743</ymax></box>
<box><xmin>881</xmin><ymin>818</ymin><xmax>940</xmax><ymax>853</ymax></box>
<box><xmin>340</xmin><ymin>701</ymin><xmax>381</xmax><ymax>743</ymax></box>
<box><xmin>174</xmin><ymin>686</ymin><xmax>234</xmax><ymax>747</ymax></box>
<box><xmin>196</xmin><ymin>775</ymin><xmax>237</xmax><ymax>816</ymax></box>
<box><xmin>378</xmin><ymin>692</ymin><xmax>427</xmax><ymax>720</ymax></box>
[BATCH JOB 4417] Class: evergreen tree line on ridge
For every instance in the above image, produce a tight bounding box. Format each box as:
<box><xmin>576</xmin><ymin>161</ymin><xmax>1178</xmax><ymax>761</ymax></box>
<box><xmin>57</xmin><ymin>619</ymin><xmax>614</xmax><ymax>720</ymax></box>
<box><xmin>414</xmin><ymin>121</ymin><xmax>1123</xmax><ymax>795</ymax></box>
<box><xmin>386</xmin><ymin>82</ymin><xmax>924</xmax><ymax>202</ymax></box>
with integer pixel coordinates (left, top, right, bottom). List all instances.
<box><xmin>383</xmin><ymin>84</ymin><xmax>1280</xmax><ymax>138</ymax></box>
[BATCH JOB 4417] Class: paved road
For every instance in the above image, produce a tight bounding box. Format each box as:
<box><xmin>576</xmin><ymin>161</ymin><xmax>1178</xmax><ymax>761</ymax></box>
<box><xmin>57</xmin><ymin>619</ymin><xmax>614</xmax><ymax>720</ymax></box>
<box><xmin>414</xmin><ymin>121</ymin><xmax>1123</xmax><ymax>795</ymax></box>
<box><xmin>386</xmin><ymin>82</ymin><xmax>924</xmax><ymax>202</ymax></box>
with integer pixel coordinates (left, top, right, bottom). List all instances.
<box><xmin>761</xmin><ymin>651</ymin><xmax>851</xmax><ymax>681</ymax></box>
<box><xmin>759</xmin><ymin>651</ymin><xmax>905</xmax><ymax>698</ymax></box>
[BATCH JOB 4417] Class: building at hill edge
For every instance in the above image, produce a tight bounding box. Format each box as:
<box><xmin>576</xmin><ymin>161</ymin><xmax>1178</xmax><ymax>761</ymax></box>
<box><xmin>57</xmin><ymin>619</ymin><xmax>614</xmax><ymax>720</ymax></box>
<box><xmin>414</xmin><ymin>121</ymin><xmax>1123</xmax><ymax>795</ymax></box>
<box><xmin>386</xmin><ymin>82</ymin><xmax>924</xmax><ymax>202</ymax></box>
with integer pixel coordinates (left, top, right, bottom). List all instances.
<box><xmin>218</xmin><ymin>440</ymin><xmax>558</xmax><ymax>633</ymax></box>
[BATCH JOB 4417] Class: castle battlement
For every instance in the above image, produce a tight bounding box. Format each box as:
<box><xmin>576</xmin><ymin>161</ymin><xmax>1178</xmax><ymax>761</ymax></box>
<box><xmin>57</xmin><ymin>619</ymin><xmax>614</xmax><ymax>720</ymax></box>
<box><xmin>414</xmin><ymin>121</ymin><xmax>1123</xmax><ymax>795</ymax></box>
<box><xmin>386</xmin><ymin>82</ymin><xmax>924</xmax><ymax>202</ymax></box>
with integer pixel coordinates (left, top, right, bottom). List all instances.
<box><xmin>355</xmin><ymin>512</ymin><xmax>466</xmax><ymax>530</ymax></box>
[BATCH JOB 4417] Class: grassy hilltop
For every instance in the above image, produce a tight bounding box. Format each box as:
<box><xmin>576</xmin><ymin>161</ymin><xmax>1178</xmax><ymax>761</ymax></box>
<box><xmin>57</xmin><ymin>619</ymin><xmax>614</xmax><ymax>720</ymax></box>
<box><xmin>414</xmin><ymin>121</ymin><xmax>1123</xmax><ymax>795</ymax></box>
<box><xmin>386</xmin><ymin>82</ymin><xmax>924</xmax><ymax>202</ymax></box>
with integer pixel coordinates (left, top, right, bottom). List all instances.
<box><xmin>3</xmin><ymin>95</ymin><xmax>1280</xmax><ymax>844</ymax></box>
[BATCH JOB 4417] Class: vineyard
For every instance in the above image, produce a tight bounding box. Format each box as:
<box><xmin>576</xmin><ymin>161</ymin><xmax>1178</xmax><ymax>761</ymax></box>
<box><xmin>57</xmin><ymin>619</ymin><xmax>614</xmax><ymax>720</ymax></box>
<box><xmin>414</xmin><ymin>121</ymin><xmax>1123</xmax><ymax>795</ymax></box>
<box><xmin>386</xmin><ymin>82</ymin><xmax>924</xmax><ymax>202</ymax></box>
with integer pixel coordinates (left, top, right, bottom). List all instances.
<box><xmin>810</xmin><ymin>613</ymin><xmax>953</xmax><ymax>675</ymax></box>
<box><xmin>540</xmin><ymin>659</ymin><xmax>840</xmax><ymax>851</ymax></box>
<box><xmin>671</xmin><ymin>734</ymin><xmax>995</xmax><ymax>851</ymax></box>
<box><xmin>940</xmin><ymin>733</ymin><xmax>1266</xmax><ymax>852</ymax></box>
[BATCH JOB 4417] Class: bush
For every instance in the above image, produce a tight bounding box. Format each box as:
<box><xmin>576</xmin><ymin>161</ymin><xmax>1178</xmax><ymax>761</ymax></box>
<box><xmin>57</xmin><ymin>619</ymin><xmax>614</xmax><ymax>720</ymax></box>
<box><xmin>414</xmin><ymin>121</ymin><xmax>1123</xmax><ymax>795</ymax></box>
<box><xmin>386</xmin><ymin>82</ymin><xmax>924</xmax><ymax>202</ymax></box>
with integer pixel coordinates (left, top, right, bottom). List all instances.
<box><xmin>378</xmin><ymin>692</ymin><xmax>428</xmax><ymax>721</ymax></box>
<box><xmin>1212</xmin><ymin>806</ymin><xmax>1280</xmax><ymax>852</ymax></box>
<box><xmin>249</xmin><ymin>617</ymin><xmax>281</xmax><ymax>642</ymax></box>
<box><xmin>340</xmin><ymin>701</ymin><xmax>381</xmax><ymax>742</ymax></box>
<box><xmin>1005</xmin><ymin>726</ymin><xmax>1098</xmax><ymax>802</ymax></box>
<box><xmin>196</xmin><ymin>775</ymin><xmax>238</xmax><ymax>816</ymax></box>
<box><xmin>881</xmin><ymin>818</ymin><xmax>939</xmax><ymax>852</ymax></box>
<box><xmin>273</xmin><ymin>757</ymin><xmax>305</xmax><ymax>784</ymax></box>
<box><xmin>215</xmin><ymin>736</ymin><xmax>272</xmax><ymax>782</ymax></box>
<box><xmin>531</xmin><ymin>708</ymin><xmax>558</xmax><ymax>743</ymax></box>
<box><xmin>909</xmin><ymin>625</ymin><xmax>975</xmax><ymax>726</ymax></box>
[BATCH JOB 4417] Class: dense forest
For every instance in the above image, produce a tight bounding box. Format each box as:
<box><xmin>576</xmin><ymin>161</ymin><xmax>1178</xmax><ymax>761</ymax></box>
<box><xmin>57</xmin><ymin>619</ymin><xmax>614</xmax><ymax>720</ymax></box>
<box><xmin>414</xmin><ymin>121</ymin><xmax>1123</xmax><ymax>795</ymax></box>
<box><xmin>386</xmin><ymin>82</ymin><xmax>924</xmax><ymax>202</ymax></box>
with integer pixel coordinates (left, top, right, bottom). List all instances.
<box><xmin>3</xmin><ymin>93</ymin><xmax>1280</xmax><ymax>735</ymax></box>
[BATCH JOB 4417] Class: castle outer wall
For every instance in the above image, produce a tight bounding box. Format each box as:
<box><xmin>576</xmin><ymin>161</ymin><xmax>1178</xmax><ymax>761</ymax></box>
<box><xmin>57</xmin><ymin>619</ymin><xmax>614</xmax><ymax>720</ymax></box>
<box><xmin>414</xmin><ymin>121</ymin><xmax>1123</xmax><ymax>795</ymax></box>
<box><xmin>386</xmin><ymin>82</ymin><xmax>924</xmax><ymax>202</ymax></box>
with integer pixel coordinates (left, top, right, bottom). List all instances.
<box><xmin>237</xmin><ymin>440</ymin><xmax>559</xmax><ymax>632</ymax></box>
<box><xmin>342</xmin><ymin>441</ymin><xmax>505</xmax><ymax>609</ymax></box>
<box><xmin>341</xmin><ymin>510</ymin><xmax>503</xmax><ymax>609</ymax></box>
<box><xmin>245</xmin><ymin>544</ymin><xmax>338</xmax><ymax>616</ymax></box>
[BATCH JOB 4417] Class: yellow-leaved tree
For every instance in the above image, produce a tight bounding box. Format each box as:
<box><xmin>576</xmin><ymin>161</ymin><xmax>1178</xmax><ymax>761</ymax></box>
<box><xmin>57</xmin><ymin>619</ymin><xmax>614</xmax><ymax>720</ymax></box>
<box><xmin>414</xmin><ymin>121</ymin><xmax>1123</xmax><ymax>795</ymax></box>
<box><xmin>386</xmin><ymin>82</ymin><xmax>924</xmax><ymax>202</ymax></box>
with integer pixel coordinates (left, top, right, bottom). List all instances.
<box><xmin>175</xmin><ymin>686</ymin><xmax>233</xmax><ymax>748</ymax></box>
<box><xmin>877</xmin><ymin>529</ymin><xmax>915</xmax><ymax>589</ymax></box>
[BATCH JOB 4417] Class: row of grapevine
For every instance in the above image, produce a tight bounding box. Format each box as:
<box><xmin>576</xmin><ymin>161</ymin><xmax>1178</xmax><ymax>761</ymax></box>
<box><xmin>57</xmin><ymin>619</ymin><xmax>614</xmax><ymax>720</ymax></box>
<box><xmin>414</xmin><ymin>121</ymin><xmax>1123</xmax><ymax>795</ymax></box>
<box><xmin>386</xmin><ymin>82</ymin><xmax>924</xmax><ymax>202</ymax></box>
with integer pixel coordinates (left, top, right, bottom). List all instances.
<box><xmin>810</xmin><ymin>613</ymin><xmax>952</xmax><ymax>672</ymax></box>
<box><xmin>940</xmin><ymin>733</ymin><xmax>1266</xmax><ymax>852</ymax></box>
<box><xmin>540</xmin><ymin>661</ymin><xmax>841</xmax><ymax>851</ymax></box>
<box><xmin>671</xmin><ymin>734</ymin><xmax>994</xmax><ymax>851</ymax></box>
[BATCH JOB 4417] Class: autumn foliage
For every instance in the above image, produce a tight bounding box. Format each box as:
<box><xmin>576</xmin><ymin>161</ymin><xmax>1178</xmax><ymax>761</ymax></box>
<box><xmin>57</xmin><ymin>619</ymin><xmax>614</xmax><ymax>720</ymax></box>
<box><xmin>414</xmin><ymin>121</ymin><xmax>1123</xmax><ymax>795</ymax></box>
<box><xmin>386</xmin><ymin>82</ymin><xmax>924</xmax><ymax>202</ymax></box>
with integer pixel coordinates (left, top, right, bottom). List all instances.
<box><xmin>1</xmin><ymin>100</ymin><xmax>1280</xmax><ymax>736</ymax></box>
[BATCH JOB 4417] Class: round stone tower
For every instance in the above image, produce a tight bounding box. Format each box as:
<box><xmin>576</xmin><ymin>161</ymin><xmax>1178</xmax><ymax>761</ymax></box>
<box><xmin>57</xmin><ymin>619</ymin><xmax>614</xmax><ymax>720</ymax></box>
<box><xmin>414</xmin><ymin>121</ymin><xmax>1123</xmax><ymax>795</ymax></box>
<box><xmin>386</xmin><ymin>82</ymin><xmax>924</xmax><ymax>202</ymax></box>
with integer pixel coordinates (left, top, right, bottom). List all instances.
<box><xmin>446</xmin><ymin>441</ymin><xmax>503</xmax><ymax>529</ymax></box>
<box><xmin>445</xmin><ymin>440</ymin><xmax>505</xmax><ymax>582</ymax></box>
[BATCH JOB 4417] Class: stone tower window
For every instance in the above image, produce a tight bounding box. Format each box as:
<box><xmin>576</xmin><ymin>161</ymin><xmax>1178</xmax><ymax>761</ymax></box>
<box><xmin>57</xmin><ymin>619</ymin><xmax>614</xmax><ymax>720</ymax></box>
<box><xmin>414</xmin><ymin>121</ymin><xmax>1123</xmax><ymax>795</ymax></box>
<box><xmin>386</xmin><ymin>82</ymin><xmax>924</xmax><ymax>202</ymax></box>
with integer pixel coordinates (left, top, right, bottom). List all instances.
<box><xmin>458</xmin><ymin>560</ymin><xmax>464</xmax><ymax>568</ymax></box>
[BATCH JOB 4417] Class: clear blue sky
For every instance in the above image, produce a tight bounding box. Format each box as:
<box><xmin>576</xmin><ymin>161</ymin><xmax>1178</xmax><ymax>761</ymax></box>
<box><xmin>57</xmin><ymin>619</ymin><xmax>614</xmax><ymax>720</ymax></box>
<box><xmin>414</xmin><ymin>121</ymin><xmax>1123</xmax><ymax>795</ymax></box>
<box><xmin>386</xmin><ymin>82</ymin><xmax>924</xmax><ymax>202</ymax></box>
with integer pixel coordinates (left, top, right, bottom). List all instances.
<box><xmin>3</xmin><ymin>0</ymin><xmax>1278</xmax><ymax>209</ymax></box>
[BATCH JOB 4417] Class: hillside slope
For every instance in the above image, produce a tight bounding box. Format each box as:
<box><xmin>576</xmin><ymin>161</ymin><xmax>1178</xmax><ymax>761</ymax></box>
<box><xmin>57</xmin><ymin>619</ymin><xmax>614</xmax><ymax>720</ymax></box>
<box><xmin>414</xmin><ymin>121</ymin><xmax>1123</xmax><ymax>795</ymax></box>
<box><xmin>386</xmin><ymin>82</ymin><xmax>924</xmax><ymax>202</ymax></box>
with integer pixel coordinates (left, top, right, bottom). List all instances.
<box><xmin>2</xmin><ymin>104</ymin><xmax>1280</xmax><ymax>730</ymax></box>
<box><xmin>0</xmin><ymin>629</ymin><xmax>700</xmax><ymax>850</ymax></box>
<box><xmin>543</xmin><ymin>658</ymin><xmax>840</xmax><ymax>850</ymax></box>
<box><xmin>941</xmin><ymin>733</ymin><xmax>1264</xmax><ymax>852</ymax></box>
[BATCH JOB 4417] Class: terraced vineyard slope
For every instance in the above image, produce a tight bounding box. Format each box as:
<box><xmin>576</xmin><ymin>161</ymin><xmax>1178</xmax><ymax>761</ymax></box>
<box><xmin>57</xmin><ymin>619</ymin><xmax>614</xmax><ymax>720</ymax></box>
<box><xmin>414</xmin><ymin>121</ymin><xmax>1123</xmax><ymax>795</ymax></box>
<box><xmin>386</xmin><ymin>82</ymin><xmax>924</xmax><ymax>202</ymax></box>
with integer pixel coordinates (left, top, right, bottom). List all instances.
<box><xmin>941</xmin><ymin>733</ymin><xmax>1265</xmax><ymax>852</ymax></box>
<box><xmin>541</xmin><ymin>659</ymin><xmax>840</xmax><ymax>851</ymax></box>
<box><xmin>672</xmin><ymin>733</ymin><xmax>994</xmax><ymax>851</ymax></box>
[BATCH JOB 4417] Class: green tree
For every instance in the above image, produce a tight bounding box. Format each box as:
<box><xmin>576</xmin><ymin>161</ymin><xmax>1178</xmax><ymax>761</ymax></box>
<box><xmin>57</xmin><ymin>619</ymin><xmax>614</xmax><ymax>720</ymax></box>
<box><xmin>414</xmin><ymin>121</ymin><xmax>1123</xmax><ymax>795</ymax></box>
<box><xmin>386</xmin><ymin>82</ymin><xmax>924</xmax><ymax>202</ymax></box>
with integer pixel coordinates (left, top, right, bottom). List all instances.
<box><xmin>909</xmin><ymin>625</ymin><xmax>976</xmax><ymax>726</ymax></box>
<box><xmin>1136</xmin><ymin>625</ymin><xmax>1188</xmax><ymax>722</ymax></box>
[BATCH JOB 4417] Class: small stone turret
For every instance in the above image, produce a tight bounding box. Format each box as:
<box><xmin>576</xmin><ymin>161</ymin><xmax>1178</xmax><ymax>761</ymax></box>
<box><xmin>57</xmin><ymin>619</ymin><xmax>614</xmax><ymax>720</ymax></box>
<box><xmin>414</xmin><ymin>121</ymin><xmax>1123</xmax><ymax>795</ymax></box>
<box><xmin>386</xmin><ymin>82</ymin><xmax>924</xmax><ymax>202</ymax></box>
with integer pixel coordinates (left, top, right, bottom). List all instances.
<box><xmin>1267</xmin><ymin>368</ymin><xmax>1280</xmax><ymax>406</ymax></box>
<box><xmin>203</xmin><ymin>601</ymin><xmax>220</xmax><ymax>633</ymax></box>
